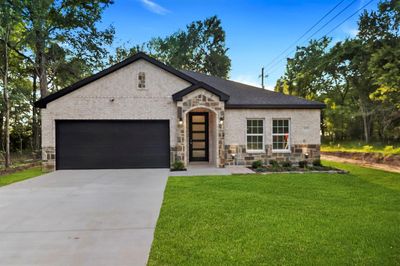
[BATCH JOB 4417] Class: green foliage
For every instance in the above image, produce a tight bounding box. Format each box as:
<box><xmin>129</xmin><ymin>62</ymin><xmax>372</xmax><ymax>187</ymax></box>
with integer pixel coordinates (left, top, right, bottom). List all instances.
<box><xmin>268</xmin><ymin>160</ymin><xmax>279</xmax><ymax>167</ymax></box>
<box><xmin>251</xmin><ymin>160</ymin><xmax>263</xmax><ymax>169</ymax></box>
<box><xmin>312</xmin><ymin>159</ymin><xmax>322</xmax><ymax>167</ymax></box>
<box><xmin>281</xmin><ymin>161</ymin><xmax>292</xmax><ymax>167</ymax></box>
<box><xmin>110</xmin><ymin>16</ymin><xmax>231</xmax><ymax>78</ymax></box>
<box><xmin>171</xmin><ymin>160</ymin><xmax>185</xmax><ymax>170</ymax></box>
<box><xmin>276</xmin><ymin>0</ymin><xmax>400</xmax><ymax>143</ymax></box>
<box><xmin>322</xmin><ymin>141</ymin><xmax>400</xmax><ymax>155</ymax></box>
<box><xmin>298</xmin><ymin>160</ymin><xmax>308</xmax><ymax>168</ymax></box>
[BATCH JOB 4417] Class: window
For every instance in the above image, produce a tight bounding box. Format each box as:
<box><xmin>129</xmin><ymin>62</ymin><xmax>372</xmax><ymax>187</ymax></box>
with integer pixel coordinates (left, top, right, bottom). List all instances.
<box><xmin>246</xmin><ymin>119</ymin><xmax>264</xmax><ymax>151</ymax></box>
<box><xmin>272</xmin><ymin>119</ymin><xmax>290</xmax><ymax>151</ymax></box>
<box><xmin>138</xmin><ymin>72</ymin><xmax>146</xmax><ymax>89</ymax></box>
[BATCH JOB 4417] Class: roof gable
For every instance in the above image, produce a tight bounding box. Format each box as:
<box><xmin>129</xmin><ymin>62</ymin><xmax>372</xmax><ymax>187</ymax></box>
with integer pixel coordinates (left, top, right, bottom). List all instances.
<box><xmin>172</xmin><ymin>82</ymin><xmax>230</xmax><ymax>102</ymax></box>
<box><xmin>34</xmin><ymin>52</ymin><xmax>198</xmax><ymax>108</ymax></box>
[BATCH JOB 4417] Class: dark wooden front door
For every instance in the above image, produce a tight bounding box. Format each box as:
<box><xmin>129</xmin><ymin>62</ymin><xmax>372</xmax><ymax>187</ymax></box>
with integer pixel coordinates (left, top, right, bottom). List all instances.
<box><xmin>189</xmin><ymin>113</ymin><xmax>209</xmax><ymax>161</ymax></box>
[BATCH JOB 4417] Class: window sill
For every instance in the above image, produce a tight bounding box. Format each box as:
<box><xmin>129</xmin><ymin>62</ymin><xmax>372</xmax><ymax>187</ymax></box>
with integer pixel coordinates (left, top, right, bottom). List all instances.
<box><xmin>272</xmin><ymin>150</ymin><xmax>291</xmax><ymax>154</ymax></box>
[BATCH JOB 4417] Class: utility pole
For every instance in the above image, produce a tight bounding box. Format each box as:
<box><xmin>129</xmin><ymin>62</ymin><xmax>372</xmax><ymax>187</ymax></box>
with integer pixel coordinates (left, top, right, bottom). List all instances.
<box><xmin>259</xmin><ymin>67</ymin><xmax>268</xmax><ymax>89</ymax></box>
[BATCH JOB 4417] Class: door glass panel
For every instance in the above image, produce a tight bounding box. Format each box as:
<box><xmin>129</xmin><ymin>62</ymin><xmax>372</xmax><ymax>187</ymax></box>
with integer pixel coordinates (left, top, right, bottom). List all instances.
<box><xmin>192</xmin><ymin>133</ymin><xmax>205</xmax><ymax>140</ymax></box>
<box><xmin>192</xmin><ymin>115</ymin><xmax>205</xmax><ymax>123</ymax></box>
<box><xmin>192</xmin><ymin>124</ymin><xmax>205</xmax><ymax>131</ymax></box>
<box><xmin>192</xmin><ymin>142</ymin><xmax>205</xmax><ymax>149</ymax></box>
<box><xmin>192</xmin><ymin>150</ymin><xmax>205</xmax><ymax>157</ymax></box>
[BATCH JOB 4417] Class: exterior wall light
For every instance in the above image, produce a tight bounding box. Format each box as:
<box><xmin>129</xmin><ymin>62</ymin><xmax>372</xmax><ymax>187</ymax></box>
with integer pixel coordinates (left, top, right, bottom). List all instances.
<box><xmin>304</xmin><ymin>152</ymin><xmax>309</xmax><ymax>159</ymax></box>
<box><xmin>219</xmin><ymin>117</ymin><xmax>224</xmax><ymax>125</ymax></box>
<box><xmin>178</xmin><ymin>118</ymin><xmax>183</xmax><ymax>126</ymax></box>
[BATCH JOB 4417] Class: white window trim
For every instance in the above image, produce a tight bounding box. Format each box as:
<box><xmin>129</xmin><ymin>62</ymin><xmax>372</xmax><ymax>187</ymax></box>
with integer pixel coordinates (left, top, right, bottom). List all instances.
<box><xmin>271</xmin><ymin>118</ymin><xmax>291</xmax><ymax>153</ymax></box>
<box><xmin>246</xmin><ymin>118</ymin><xmax>265</xmax><ymax>153</ymax></box>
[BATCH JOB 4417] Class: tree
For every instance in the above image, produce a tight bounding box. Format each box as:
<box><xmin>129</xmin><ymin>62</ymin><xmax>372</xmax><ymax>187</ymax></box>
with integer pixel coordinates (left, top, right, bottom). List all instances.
<box><xmin>148</xmin><ymin>16</ymin><xmax>231</xmax><ymax>78</ymax></box>
<box><xmin>275</xmin><ymin>37</ymin><xmax>330</xmax><ymax>99</ymax></box>
<box><xmin>109</xmin><ymin>16</ymin><xmax>231</xmax><ymax>78</ymax></box>
<box><xmin>0</xmin><ymin>0</ymin><xmax>20</xmax><ymax>167</ymax></box>
<box><xmin>4</xmin><ymin>0</ymin><xmax>115</xmax><ymax>98</ymax></box>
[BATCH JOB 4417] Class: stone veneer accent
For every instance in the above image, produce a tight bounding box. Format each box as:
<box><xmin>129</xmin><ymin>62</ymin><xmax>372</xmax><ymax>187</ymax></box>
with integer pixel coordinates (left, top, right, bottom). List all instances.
<box><xmin>225</xmin><ymin>144</ymin><xmax>320</xmax><ymax>166</ymax></box>
<box><xmin>42</xmin><ymin>147</ymin><xmax>56</xmax><ymax>172</ymax></box>
<box><xmin>176</xmin><ymin>89</ymin><xmax>225</xmax><ymax>167</ymax></box>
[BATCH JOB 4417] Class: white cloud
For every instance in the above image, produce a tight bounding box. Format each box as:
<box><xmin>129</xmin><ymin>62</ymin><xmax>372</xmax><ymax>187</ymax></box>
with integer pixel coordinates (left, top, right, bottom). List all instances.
<box><xmin>140</xmin><ymin>0</ymin><xmax>169</xmax><ymax>15</ymax></box>
<box><xmin>232</xmin><ymin>74</ymin><xmax>275</xmax><ymax>91</ymax></box>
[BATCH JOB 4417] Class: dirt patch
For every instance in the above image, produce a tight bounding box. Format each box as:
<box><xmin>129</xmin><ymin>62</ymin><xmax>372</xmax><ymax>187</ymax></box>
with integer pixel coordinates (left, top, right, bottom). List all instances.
<box><xmin>321</xmin><ymin>154</ymin><xmax>400</xmax><ymax>173</ymax></box>
<box><xmin>321</xmin><ymin>151</ymin><xmax>400</xmax><ymax>167</ymax></box>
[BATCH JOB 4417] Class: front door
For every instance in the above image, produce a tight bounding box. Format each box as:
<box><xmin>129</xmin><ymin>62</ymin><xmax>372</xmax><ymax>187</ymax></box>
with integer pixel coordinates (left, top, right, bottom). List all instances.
<box><xmin>189</xmin><ymin>113</ymin><xmax>209</xmax><ymax>161</ymax></box>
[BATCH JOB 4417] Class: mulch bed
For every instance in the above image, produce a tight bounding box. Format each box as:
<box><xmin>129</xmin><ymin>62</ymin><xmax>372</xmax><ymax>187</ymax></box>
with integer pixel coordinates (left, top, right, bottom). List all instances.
<box><xmin>321</xmin><ymin>151</ymin><xmax>400</xmax><ymax>167</ymax></box>
<box><xmin>249</xmin><ymin>165</ymin><xmax>348</xmax><ymax>174</ymax></box>
<box><xmin>0</xmin><ymin>161</ymin><xmax>41</xmax><ymax>176</ymax></box>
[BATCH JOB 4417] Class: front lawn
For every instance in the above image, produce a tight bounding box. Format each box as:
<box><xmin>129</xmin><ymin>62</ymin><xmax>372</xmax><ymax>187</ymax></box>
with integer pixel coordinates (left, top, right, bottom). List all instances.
<box><xmin>0</xmin><ymin>167</ymin><xmax>43</xmax><ymax>187</ymax></box>
<box><xmin>148</xmin><ymin>161</ymin><xmax>400</xmax><ymax>265</ymax></box>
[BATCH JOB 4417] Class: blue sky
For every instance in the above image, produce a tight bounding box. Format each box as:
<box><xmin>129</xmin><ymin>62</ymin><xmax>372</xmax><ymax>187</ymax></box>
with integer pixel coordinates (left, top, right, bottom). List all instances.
<box><xmin>100</xmin><ymin>0</ymin><xmax>378</xmax><ymax>90</ymax></box>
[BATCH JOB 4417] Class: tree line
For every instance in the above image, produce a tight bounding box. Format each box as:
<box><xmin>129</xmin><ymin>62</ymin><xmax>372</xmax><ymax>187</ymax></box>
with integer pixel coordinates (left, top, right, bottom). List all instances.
<box><xmin>0</xmin><ymin>0</ymin><xmax>230</xmax><ymax>167</ymax></box>
<box><xmin>275</xmin><ymin>0</ymin><xmax>399</xmax><ymax>144</ymax></box>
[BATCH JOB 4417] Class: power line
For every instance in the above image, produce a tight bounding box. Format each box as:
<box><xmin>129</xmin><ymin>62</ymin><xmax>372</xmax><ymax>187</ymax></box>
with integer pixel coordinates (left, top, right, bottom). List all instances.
<box><xmin>264</xmin><ymin>0</ymin><xmax>345</xmax><ymax>69</ymax></box>
<box><xmin>266</xmin><ymin>0</ymin><xmax>377</xmax><ymax>80</ymax></box>
<box><xmin>265</xmin><ymin>0</ymin><xmax>359</xmax><ymax>73</ymax></box>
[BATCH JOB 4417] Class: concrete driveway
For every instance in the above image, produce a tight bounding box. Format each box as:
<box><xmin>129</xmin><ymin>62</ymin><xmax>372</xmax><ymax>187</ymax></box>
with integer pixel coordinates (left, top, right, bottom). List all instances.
<box><xmin>0</xmin><ymin>169</ymin><xmax>168</xmax><ymax>266</ymax></box>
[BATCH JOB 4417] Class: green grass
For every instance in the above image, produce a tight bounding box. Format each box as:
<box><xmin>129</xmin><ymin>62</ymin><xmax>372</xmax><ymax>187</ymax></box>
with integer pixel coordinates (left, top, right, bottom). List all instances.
<box><xmin>148</xmin><ymin>161</ymin><xmax>400</xmax><ymax>265</ymax></box>
<box><xmin>0</xmin><ymin>167</ymin><xmax>43</xmax><ymax>187</ymax></box>
<box><xmin>321</xmin><ymin>141</ymin><xmax>400</xmax><ymax>155</ymax></box>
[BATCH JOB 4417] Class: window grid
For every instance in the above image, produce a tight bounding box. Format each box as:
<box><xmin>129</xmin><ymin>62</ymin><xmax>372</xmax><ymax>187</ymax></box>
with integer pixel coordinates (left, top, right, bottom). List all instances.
<box><xmin>272</xmin><ymin>119</ymin><xmax>290</xmax><ymax>151</ymax></box>
<box><xmin>138</xmin><ymin>72</ymin><xmax>146</xmax><ymax>89</ymax></box>
<box><xmin>246</xmin><ymin>119</ymin><xmax>264</xmax><ymax>151</ymax></box>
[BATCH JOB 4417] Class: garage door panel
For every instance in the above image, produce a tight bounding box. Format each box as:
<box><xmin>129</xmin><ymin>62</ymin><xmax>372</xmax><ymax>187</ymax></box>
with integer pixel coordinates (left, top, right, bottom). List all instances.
<box><xmin>56</xmin><ymin>120</ymin><xmax>170</xmax><ymax>169</ymax></box>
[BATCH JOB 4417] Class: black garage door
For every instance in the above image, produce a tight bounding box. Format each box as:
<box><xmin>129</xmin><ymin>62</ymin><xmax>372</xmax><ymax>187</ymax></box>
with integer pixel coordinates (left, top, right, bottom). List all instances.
<box><xmin>56</xmin><ymin>120</ymin><xmax>170</xmax><ymax>169</ymax></box>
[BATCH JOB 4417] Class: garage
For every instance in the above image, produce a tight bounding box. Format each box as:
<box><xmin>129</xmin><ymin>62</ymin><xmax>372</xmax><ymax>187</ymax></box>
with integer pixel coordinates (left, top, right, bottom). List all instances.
<box><xmin>55</xmin><ymin>120</ymin><xmax>170</xmax><ymax>169</ymax></box>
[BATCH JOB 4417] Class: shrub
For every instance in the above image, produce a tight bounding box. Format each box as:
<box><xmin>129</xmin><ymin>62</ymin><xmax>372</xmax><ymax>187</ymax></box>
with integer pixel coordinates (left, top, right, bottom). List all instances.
<box><xmin>362</xmin><ymin>145</ymin><xmax>374</xmax><ymax>152</ymax></box>
<box><xmin>281</xmin><ymin>161</ymin><xmax>292</xmax><ymax>167</ymax></box>
<box><xmin>172</xmin><ymin>160</ymin><xmax>185</xmax><ymax>170</ymax></box>
<box><xmin>269</xmin><ymin>160</ymin><xmax>279</xmax><ymax>167</ymax></box>
<box><xmin>312</xmin><ymin>159</ymin><xmax>322</xmax><ymax>167</ymax></box>
<box><xmin>252</xmin><ymin>160</ymin><xmax>263</xmax><ymax>169</ymax></box>
<box><xmin>298</xmin><ymin>160</ymin><xmax>308</xmax><ymax>168</ymax></box>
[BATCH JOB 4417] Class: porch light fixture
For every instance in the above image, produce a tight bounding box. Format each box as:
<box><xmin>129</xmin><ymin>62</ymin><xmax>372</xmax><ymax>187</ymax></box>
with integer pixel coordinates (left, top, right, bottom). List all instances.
<box><xmin>304</xmin><ymin>152</ymin><xmax>309</xmax><ymax>159</ymax></box>
<box><xmin>219</xmin><ymin>117</ymin><xmax>224</xmax><ymax>125</ymax></box>
<box><xmin>178</xmin><ymin>118</ymin><xmax>183</xmax><ymax>126</ymax></box>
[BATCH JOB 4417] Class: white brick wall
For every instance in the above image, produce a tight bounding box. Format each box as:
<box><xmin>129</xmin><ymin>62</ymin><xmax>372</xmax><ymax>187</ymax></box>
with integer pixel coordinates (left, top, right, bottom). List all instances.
<box><xmin>42</xmin><ymin>59</ymin><xmax>191</xmax><ymax>149</ymax></box>
<box><xmin>224</xmin><ymin>109</ymin><xmax>321</xmax><ymax>145</ymax></box>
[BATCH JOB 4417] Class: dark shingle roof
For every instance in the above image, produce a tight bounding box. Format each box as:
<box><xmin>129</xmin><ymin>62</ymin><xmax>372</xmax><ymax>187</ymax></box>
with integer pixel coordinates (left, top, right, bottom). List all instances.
<box><xmin>180</xmin><ymin>70</ymin><xmax>325</xmax><ymax>109</ymax></box>
<box><xmin>34</xmin><ymin>52</ymin><xmax>325</xmax><ymax>109</ymax></box>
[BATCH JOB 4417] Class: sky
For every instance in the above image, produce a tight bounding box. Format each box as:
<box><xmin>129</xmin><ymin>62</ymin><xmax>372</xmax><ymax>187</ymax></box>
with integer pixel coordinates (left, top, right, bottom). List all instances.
<box><xmin>100</xmin><ymin>0</ymin><xmax>379</xmax><ymax>90</ymax></box>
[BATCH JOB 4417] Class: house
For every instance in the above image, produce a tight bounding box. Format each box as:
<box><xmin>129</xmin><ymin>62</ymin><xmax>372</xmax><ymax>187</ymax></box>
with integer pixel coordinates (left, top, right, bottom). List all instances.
<box><xmin>35</xmin><ymin>52</ymin><xmax>325</xmax><ymax>171</ymax></box>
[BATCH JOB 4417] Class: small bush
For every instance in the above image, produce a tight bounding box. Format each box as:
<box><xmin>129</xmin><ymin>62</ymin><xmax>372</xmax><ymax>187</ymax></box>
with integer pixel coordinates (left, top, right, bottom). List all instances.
<box><xmin>312</xmin><ymin>159</ymin><xmax>322</xmax><ymax>167</ymax></box>
<box><xmin>269</xmin><ymin>160</ymin><xmax>279</xmax><ymax>167</ymax></box>
<box><xmin>362</xmin><ymin>145</ymin><xmax>374</xmax><ymax>152</ymax></box>
<box><xmin>298</xmin><ymin>160</ymin><xmax>308</xmax><ymax>168</ymax></box>
<box><xmin>172</xmin><ymin>160</ymin><xmax>185</xmax><ymax>170</ymax></box>
<box><xmin>255</xmin><ymin>167</ymin><xmax>266</xmax><ymax>172</ymax></box>
<box><xmin>281</xmin><ymin>161</ymin><xmax>292</xmax><ymax>167</ymax></box>
<box><xmin>252</xmin><ymin>160</ymin><xmax>263</xmax><ymax>169</ymax></box>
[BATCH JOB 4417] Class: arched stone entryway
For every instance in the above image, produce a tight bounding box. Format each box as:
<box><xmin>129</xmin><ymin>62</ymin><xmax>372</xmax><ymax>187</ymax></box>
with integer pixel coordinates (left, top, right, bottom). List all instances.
<box><xmin>175</xmin><ymin>89</ymin><xmax>225</xmax><ymax>167</ymax></box>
